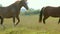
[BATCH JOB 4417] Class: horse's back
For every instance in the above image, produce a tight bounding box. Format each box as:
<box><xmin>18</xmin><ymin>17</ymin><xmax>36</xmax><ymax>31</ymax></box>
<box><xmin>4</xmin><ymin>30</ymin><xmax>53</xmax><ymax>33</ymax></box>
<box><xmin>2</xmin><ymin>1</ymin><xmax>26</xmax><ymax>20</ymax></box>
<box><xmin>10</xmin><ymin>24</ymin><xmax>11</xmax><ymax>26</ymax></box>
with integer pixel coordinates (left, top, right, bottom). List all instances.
<box><xmin>42</xmin><ymin>6</ymin><xmax>60</xmax><ymax>17</ymax></box>
<box><xmin>0</xmin><ymin>7</ymin><xmax>17</xmax><ymax>18</ymax></box>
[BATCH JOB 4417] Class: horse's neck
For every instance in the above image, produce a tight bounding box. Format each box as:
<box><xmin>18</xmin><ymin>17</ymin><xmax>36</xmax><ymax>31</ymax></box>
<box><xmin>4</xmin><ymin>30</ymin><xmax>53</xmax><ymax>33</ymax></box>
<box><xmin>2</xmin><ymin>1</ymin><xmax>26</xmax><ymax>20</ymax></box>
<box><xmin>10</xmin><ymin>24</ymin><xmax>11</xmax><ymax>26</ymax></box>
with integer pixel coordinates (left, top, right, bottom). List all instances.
<box><xmin>6</xmin><ymin>1</ymin><xmax>22</xmax><ymax>11</ymax></box>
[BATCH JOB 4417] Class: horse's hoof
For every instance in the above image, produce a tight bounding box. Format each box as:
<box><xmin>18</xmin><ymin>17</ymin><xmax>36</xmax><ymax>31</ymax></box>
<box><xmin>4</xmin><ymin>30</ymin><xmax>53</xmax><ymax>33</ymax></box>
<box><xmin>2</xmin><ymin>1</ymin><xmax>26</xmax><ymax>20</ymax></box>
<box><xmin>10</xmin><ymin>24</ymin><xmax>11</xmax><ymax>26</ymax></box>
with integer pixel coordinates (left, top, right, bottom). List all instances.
<box><xmin>43</xmin><ymin>23</ymin><xmax>45</xmax><ymax>24</ymax></box>
<box><xmin>58</xmin><ymin>23</ymin><xmax>60</xmax><ymax>24</ymax></box>
<box><xmin>39</xmin><ymin>21</ymin><xmax>41</xmax><ymax>23</ymax></box>
<box><xmin>13</xmin><ymin>24</ymin><xmax>16</xmax><ymax>27</ymax></box>
<box><xmin>39</xmin><ymin>22</ymin><xmax>41</xmax><ymax>23</ymax></box>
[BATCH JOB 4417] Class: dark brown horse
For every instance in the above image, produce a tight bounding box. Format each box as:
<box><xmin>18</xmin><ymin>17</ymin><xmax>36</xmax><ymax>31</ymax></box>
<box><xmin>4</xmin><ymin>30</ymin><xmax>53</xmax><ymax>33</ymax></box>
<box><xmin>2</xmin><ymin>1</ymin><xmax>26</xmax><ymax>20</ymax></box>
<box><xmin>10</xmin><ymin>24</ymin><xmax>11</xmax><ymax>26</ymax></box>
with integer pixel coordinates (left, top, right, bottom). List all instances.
<box><xmin>0</xmin><ymin>0</ymin><xmax>29</xmax><ymax>26</ymax></box>
<box><xmin>39</xmin><ymin>6</ymin><xmax>60</xmax><ymax>24</ymax></box>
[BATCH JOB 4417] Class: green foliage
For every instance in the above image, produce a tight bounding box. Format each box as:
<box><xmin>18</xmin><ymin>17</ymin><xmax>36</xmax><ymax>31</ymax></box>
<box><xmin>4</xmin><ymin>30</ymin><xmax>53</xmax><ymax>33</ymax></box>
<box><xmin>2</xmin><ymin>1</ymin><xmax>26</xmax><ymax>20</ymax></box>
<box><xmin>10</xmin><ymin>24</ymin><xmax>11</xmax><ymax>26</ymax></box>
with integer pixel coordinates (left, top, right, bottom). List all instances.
<box><xmin>21</xmin><ymin>8</ymin><xmax>40</xmax><ymax>16</ymax></box>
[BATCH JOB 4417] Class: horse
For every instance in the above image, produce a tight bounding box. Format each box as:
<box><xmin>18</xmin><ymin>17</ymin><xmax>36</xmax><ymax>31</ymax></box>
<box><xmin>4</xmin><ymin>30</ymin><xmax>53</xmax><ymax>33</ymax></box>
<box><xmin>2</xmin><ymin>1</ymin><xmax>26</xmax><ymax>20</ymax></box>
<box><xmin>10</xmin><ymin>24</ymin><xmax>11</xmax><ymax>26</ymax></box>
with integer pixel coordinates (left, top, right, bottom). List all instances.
<box><xmin>39</xmin><ymin>6</ymin><xmax>60</xmax><ymax>24</ymax></box>
<box><xmin>0</xmin><ymin>0</ymin><xmax>29</xmax><ymax>26</ymax></box>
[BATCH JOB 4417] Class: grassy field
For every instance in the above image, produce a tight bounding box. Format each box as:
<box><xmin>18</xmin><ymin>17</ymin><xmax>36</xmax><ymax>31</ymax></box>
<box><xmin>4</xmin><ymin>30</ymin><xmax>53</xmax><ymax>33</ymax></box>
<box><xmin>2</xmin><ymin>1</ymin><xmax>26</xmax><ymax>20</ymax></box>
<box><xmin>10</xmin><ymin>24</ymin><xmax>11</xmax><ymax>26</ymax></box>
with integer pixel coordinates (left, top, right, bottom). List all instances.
<box><xmin>0</xmin><ymin>15</ymin><xmax>60</xmax><ymax>34</ymax></box>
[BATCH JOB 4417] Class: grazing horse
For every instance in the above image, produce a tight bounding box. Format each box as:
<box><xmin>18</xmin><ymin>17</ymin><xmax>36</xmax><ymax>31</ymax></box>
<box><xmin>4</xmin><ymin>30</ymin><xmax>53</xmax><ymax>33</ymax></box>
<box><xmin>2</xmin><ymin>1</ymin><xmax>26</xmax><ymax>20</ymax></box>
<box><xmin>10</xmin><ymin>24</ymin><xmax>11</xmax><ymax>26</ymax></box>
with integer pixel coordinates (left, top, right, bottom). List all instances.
<box><xmin>0</xmin><ymin>0</ymin><xmax>29</xmax><ymax>26</ymax></box>
<box><xmin>39</xmin><ymin>6</ymin><xmax>60</xmax><ymax>24</ymax></box>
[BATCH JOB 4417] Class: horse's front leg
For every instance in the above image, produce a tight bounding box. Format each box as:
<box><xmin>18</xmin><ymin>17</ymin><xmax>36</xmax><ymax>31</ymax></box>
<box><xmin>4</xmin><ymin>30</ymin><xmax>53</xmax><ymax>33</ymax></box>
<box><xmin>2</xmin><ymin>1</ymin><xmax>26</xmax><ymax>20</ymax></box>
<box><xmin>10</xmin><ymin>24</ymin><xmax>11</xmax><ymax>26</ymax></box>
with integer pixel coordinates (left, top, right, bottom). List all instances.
<box><xmin>58</xmin><ymin>18</ymin><xmax>60</xmax><ymax>24</ymax></box>
<box><xmin>13</xmin><ymin>17</ymin><xmax>15</xmax><ymax>26</ymax></box>
<box><xmin>0</xmin><ymin>17</ymin><xmax>4</xmax><ymax>25</ymax></box>
<box><xmin>0</xmin><ymin>17</ymin><xmax>5</xmax><ymax>29</ymax></box>
<box><xmin>15</xmin><ymin>16</ymin><xmax>20</xmax><ymax>26</ymax></box>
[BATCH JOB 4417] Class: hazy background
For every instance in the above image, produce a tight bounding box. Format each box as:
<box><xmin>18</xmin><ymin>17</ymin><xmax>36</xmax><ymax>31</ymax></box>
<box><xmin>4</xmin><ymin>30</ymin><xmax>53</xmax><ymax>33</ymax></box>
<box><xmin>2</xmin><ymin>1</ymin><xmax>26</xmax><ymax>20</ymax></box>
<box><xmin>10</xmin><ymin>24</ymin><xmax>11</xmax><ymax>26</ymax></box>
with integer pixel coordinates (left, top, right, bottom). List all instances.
<box><xmin>0</xmin><ymin>0</ymin><xmax>60</xmax><ymax>9</ymax></box>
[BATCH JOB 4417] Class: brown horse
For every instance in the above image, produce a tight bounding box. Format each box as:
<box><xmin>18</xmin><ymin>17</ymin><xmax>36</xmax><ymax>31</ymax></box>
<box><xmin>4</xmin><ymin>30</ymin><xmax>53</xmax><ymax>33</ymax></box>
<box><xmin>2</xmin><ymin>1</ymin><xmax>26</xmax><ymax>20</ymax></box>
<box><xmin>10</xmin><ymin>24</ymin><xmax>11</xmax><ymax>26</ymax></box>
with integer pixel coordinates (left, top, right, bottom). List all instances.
<box><xmin>0</xmin><ymin>0</ymin><xmax>29</xmax><ymax>26</ymax></box>
<box><xmin>39</xmin><ymin>6</ymin><xmax>60</xmax><ymax>24</ymax></box>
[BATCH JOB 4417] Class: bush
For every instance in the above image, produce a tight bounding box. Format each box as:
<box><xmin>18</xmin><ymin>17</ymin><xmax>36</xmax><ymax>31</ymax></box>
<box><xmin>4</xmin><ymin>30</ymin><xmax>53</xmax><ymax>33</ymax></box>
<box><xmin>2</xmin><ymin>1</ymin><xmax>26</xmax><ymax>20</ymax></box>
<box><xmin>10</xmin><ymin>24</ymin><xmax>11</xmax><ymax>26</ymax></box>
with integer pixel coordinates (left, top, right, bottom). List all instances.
<box><xmin>22</xmin><ymin>9</ymin><xmax>40</xmax><ymax>15</ymax></box>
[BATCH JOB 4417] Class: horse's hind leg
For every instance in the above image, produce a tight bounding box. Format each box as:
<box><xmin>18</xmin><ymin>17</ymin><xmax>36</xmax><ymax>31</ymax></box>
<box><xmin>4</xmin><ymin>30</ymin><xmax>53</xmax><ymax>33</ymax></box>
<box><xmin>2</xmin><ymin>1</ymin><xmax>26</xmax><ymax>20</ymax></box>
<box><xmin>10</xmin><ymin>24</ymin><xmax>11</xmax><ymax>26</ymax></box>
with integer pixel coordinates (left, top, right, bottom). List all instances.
<box><xmin>43</xmin><ymin>16</ymin><xmax>49</xmax><ymax>24</ymax></box>
<box><xmin>16</xmin><ymin>16</ymin><xmax>20</xmax><ymax>25</ymax></box>
<box><xmin>58</xmin><ymin>18</ymin><xmax>60</xmax><ymax>24</ymax></box>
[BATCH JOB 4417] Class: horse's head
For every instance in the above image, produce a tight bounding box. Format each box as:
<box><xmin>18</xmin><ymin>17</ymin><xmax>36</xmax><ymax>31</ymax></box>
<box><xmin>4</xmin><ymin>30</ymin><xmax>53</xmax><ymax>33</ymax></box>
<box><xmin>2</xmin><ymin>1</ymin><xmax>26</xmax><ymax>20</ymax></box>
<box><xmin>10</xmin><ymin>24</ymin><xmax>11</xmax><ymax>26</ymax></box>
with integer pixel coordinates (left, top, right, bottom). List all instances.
<box><xmin>19</xmin><ymin>0</ymin><xmax>29</xmax><ymax>10</ymax></box>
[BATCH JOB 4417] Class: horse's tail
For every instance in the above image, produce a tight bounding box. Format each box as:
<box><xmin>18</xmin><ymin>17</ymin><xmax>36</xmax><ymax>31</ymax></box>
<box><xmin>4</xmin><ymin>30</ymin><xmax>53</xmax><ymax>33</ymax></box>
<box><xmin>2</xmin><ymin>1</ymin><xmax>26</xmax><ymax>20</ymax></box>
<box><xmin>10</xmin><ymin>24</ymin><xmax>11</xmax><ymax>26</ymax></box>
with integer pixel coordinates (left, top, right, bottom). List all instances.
<box><xmin>39</xmin><ymin>8</ymin><xmax>44</xmax><ymax>22</ymax></box>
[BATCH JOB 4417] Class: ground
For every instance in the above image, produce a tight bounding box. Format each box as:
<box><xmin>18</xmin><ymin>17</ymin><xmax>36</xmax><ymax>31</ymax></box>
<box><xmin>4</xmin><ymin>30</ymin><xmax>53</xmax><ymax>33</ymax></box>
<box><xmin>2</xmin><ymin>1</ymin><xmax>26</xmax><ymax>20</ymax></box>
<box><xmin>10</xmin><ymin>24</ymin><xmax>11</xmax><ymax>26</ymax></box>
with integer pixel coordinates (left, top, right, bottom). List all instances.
<box><xmin>0</xmin><ymin>15</ymin><xmax>60</xmax><ymax>34</ymax></box>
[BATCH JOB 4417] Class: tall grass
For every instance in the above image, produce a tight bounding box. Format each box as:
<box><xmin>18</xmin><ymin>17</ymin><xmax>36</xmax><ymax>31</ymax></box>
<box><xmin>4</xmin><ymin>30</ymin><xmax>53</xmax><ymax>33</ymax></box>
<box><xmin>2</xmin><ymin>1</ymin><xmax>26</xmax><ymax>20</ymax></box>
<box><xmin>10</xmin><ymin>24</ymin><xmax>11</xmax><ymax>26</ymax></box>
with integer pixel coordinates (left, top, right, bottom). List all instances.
<box><xmin>0</xmin><ymin>15</ymin><xmax>60</xmax><ymax>34</ymax></box>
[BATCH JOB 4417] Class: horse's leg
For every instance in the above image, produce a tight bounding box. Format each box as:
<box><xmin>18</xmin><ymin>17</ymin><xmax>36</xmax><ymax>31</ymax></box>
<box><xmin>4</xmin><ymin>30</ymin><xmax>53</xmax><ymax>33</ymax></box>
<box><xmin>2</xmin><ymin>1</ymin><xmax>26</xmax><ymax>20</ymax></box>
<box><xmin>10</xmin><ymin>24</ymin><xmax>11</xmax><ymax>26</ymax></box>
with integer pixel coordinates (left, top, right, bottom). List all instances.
<box><xmin>16</xmin><ymin>16</ymin><xmax>20</xmax><ymax>25</ymax></box>
<box><xmin>0</xmin><ymin>17</ymin><xmax>5</xmax><ymax>29</ymax></box>
<box><xmin>43</xmin><ymin>16</ymin><xmax>49</xmax><ymax>24</ymax></box>
<box><xmin>13</xmin><ymin>17</ymin><xmax>15</xmax><ymax>26</ymax></box>
<box><xmin>0</xmin><ymin>17</ymin><xmax>4</xmax><ymax>25</ymax></box>
<box><xmin>58</xmin><ymin>18</ymin><xmax>60</xmax><ymax>24</ymax></box>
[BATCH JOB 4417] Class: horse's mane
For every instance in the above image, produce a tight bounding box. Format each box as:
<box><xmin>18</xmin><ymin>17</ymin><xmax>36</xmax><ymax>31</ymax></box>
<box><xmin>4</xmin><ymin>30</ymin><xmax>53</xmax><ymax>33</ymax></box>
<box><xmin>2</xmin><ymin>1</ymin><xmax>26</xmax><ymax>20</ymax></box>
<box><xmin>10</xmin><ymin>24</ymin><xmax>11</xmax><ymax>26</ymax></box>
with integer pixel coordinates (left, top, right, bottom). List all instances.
<box><xmin>7</xmin><ymin>1</ymin><xmax>20</xmax><ymax>7</ymax></box>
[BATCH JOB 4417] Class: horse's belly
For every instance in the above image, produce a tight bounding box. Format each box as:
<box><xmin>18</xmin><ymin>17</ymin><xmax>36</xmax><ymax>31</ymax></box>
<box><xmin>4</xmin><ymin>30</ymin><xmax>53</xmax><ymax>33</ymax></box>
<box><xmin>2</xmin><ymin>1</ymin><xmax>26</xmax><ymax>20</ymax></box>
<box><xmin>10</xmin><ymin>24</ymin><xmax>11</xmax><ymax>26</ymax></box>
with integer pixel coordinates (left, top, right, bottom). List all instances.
<box><xmin>50</xmin><ymin>14</ymin><xmax>60</xmax><ymax>17</ymax></box>
<box><xmin>51</xmin><ymin>16</ymin><xmax>60</xmax><ymax>17</ymax></box>
<box><xmin>2</xmin><ymin>13</ymin><xmax>16</xmax><ymax>18</ymax></box>
<box><xmin>2</xmin><ymin>16</ymin><xmax>13</xmax><ymax>18</ymax></box>
<box><xmin>48</xmin><ymin>11</ymin><xmax>60</xmax><ymax>17</ymax></box>
<box><xmin>5</xmin><ymin>16</ymin><xmax>13</xmax><ymax>18</ymax></box>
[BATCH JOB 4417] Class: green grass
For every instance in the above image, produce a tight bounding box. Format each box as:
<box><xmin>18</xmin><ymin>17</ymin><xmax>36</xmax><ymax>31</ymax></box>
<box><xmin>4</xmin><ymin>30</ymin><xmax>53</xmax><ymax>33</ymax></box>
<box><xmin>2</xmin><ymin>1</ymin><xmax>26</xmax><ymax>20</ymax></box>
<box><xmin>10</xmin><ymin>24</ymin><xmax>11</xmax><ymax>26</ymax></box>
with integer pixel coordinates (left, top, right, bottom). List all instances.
<box><xmin>0</xmin><ymin>15</ymin><xmax>60</xmax><ymax>34</ymax></box>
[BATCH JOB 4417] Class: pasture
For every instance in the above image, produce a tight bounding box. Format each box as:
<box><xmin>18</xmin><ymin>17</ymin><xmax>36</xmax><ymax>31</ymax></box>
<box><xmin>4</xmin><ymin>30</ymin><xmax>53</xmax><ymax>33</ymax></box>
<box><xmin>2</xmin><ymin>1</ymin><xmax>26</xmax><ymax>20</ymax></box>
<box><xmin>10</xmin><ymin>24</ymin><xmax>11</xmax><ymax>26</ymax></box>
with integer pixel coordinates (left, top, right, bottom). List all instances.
<box><xmin>0</xmin><ymin>15</ymin><xmax>60</xmax><ymax>34</ymax></box>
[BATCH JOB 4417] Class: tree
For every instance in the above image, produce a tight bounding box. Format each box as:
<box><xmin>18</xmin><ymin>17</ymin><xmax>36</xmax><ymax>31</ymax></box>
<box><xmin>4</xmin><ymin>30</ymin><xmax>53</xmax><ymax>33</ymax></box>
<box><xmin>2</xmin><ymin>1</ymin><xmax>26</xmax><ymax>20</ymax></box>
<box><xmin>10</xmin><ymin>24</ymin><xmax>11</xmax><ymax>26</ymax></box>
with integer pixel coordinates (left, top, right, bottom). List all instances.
<box><xmin>0</xmin><ymin>4</ymin><xmax>2</xmax><ymax>7</ymax></box>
